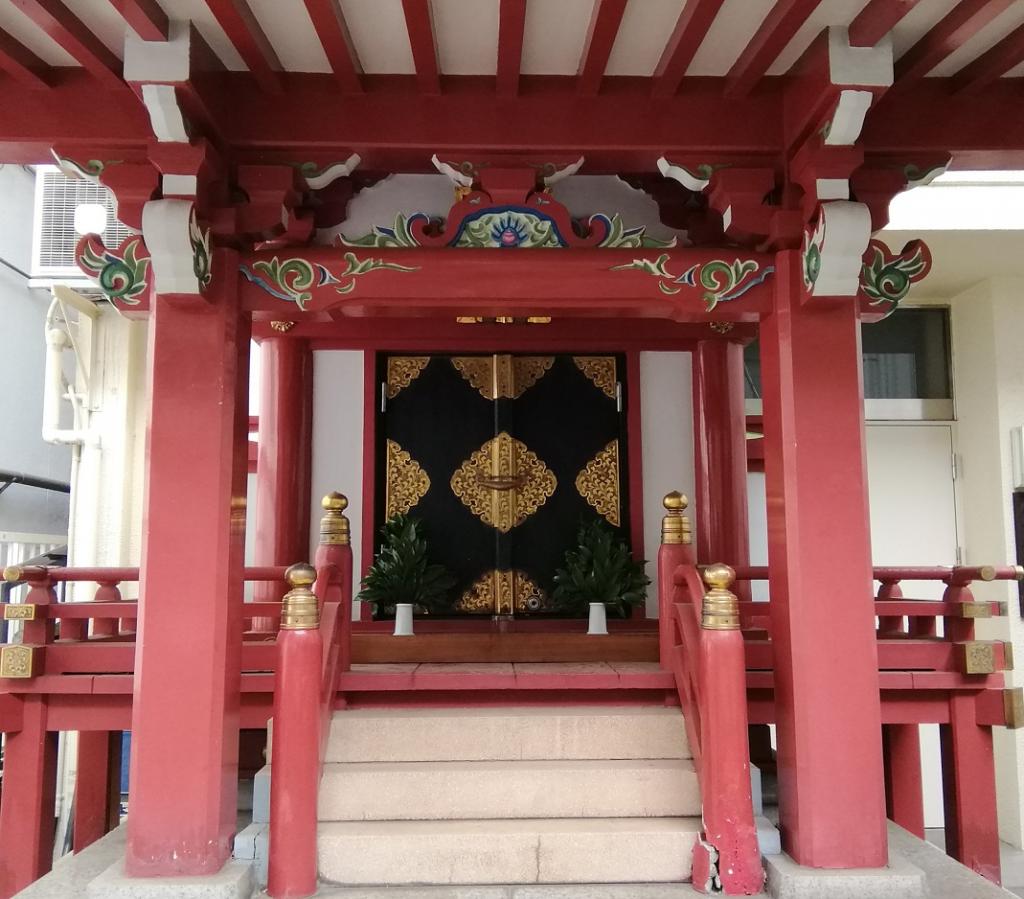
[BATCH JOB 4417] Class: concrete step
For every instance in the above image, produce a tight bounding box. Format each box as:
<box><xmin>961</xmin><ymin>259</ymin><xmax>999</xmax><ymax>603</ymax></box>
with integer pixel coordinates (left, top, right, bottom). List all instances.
<box><xmin>325</xmin><ymin>706</ymin><xmax>690</xmax><ymax>763</ymax></box>
<box><xmin>318</xmin><ymin>758</ymin><xmax>700</xmax><ymax>821</ymax></box>
<box><xmin>318</xmin><ymin>817</ymin><xmax>701</xmax><ymax>885</ymax></box>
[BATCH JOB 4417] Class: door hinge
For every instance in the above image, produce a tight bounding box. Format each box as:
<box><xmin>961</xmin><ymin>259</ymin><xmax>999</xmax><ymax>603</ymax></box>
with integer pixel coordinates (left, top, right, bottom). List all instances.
<box><xmin>615</xmin><ymin>381</ymin><xmax>623</xmax><ymax>413</ymax></box>
<box><xmin>951</xmin><ymin>452</ymin><xmax>959</xmax><ymax>481</ymax></box>
<box><xmin>380</xmin><ymin>383</ymin><xmax>387</xmax><ymax>413</ymax></box>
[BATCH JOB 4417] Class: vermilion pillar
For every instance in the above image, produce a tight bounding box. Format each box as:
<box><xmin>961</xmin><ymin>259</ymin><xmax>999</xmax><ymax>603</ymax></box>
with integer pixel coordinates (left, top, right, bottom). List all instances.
<box><xmin>126</xmin><ymin>251</ymin><xmax>250</xmax><ymax>876</ymax></box>
<box><xmin>692</xmin><ymin>339</ymin><xmax>750</xmax><ymax>578</ymax></box>
<box><xmin>759</xmin><ymin>250</ymin><xmax>887</xmax><ymax>868</ymax></box>
<box><xmin>253</xmin><ymin>337</ymin><xmax>313</xmax><ymax>622</ymax></box>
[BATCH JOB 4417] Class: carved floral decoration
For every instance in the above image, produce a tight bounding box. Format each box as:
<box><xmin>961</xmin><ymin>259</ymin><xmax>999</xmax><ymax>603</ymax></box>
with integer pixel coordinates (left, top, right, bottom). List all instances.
<box><xmin>76</xmin><ymin>233</ymin><xmax>151</xmax><ymax>305</ymax></box>
<box><xmin>860</xmin><ymin>239</ymin><xmax>932</xmax><ymax>317</ymax></box>
<box><xmin>189</xmin><ymin>209</ymin><xmax>213</xmax><ymax>290</ymax></box>
<box><xmin>802</xmin><ymin>214</ymin><xmax>826</xmax><ymax>291</ymax></box>
<box><xmin>610</xmin><ymin>254</ymin><xmax>773</xmax><ymax>310</ymax></box>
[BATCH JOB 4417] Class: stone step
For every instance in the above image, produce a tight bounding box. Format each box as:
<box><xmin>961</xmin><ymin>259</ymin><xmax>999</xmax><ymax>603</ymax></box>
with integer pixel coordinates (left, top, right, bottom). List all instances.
<box><xmin>325</xmin><ymin>706</ymin><xmax>690</xmax><ymax>763</ymax></box>
<box><xmin>318</xmin><ymin>817</ymin><xmax>702</xmax><ymax>886</ymax></box>
<box><xmin>318</xmin><ymin>759</ymin><xmax>700</xmax><ymax>822</ymax></box>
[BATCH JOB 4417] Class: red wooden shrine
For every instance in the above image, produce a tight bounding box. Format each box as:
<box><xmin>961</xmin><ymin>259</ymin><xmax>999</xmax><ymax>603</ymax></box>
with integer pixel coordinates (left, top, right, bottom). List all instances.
<box><xmin>1</xmin><ymin>2</ymin><xmax>1023</xmax><ymax>897</ymax></box>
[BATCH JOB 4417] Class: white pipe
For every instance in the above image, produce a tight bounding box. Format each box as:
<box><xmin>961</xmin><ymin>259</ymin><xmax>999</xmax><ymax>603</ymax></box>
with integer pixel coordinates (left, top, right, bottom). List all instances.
<box><xmin>41</xmin><ymin>328</ymin><xmax>90</xmax><ymax>446</ymax></box>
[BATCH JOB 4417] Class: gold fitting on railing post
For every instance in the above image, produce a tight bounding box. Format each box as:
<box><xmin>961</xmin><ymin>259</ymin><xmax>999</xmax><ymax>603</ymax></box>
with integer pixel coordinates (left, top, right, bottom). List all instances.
<box><xmin>701</xmin><ymin>563</ymin><xmax>740</xmax><ymax>631</ymax></box>
<box><xmin>320</xmin><ymin>492</ymin><xmax>350</xmax><ymax>546</ymax></box>
<box><xmin>661</xmin><ymin>492</ymin><xmax>691</xmax><ymax>545</ymax></box>
<box><xmin>3</xmin><ymin>566</ymin><xmax>23</xmax><ymax>583</ymax></box>
<box><xmin>280</xmin><ymin>563</ymin><xmax>320</xmax><ymax>630</ymax></box>
<box><xmin>0</xmin><ymin>644</ymin><xmax>37</xmax><ymax>679</ymax></box>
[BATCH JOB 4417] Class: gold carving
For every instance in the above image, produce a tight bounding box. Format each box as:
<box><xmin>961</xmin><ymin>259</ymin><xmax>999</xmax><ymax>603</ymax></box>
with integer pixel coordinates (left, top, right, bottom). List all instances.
<box><xmin>451</xmin><ymin>355</ymin><xmax>554</xmax><ymax>400</ymax></box>
<box><xmin>386</xmin><ymin>356</ymin><xmax>430</xmax><ymax>399</ymax></box>
<box><xmin>457</xmin><ymin>569</ymin><xmax>546</xmax><ymax>614</ymax></box>
<box><xmin>0</xmin><ymin>644</ymin><xmax>35</xmax><ymax>679</ymax></box>
<box><xmin>572</xmin><ymin>357</ymin><xmax>617</xmax><ymax>399</ymax></box>
<box><xmin>3</xmin><ymin>603</ymin><xmax>35</xmax><ymax>620</ymax></box>
<box><xmin>450</xmin><ymin>432</ymin><xmax>556</xmax><ymax>532</ymax></box>
<box><xmin>270</xmin><ymin>320</ymin><xmax>295</xmax><ymax>332</ymax></box>
<box><xmin>709</xmin><ymin>321</ymin><xmax>734</xmax><ymax>334</ymax></box>
<box><xmin>385</xmin><ymin>439</ymin><xmax>430</xmax><ymax>518</ymax></box>
<box><xmin>576</xmin><ymin>441</ymin><xmax>620</xmax><ymax>526</ymax></box>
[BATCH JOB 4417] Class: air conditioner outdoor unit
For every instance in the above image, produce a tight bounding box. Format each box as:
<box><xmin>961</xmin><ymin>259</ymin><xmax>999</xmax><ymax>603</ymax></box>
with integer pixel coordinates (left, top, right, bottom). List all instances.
<box><xmin>30</xmin><ymin>165</ymin><xmax>130</xmax><ymax>284</ymax></box>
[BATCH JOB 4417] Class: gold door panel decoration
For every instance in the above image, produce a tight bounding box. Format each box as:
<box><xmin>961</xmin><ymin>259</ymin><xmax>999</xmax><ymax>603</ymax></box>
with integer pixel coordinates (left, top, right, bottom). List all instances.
<box><xmin>576</xmin><ymin>440</ymin><xmax>620</xmax><ymax>526</ymax></box>
<box><xmin>572</xmin><ymin>356</ymin><xmax>617</xmax><ymax>399</ymax></box>
<box><xmin>385</xmin><ymin>439</ymin><xmax>430</xmax><ymax>518</ymax></box>
<box><xmin>450</xmin><ymin>431</ymin><xmax>557</xmax><ymax>533</ymax></box>
<box><xmin>451</xmin><ymin>354</ymin><xmax>554</xmax><ymax>400</ymax></box>
<box><xmin>457</xmin><ymin>569</ymin><xmax>546</xmax><ymax>614</ymax></box>
<box><xmin>386</xmin><ymin>356</ymin><xmax>429</xmax><ymax>399</ymax></box>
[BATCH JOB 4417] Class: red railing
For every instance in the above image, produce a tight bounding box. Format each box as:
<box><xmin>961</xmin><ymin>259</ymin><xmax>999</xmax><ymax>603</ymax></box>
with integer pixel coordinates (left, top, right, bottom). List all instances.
<box><xmin>267</xmin><ymin>492</ymin><xmax>353</xmax><ymax>899</ymax></box>
<box><xmin>731</xmin><ymin>562</ymin><xmax>1022</xmax><ymax>885</ymax></box>
<box><xmin>658</xmin><ymin>495</ymin><xmax>763</xmax><ymax>895</ymax></box>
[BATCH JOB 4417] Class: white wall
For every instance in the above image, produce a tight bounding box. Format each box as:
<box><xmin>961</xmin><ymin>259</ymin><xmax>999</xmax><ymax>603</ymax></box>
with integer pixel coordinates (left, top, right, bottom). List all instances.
<box><xmin>310</xmin><ymin>351</ymin><xmax>365</xmax><ymax>609</ymax></box>
<box><xmin>0</xmin><ymin>164</ymin><xmax>71</xmax><ymax>538</ymax></box>
<box><xmin>640</xmin><ymin>352</ymin><xmax>695</xmax><ymax>617</ymax></box>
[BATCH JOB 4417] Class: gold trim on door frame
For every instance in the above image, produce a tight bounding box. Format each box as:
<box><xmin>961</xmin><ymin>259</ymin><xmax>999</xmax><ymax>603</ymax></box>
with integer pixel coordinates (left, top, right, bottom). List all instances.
<box><xmin>451</xmin><ymin>354</ymin><xmax>554</xmax><ymax>400</ymax></box>
<box><xmin>457</xmin><ymin>569</ymin><xmax>546</xmax><ymax>614</ymax></box>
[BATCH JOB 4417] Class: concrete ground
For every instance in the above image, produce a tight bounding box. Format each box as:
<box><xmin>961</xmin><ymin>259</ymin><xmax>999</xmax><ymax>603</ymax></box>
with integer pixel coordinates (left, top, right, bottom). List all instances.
<box><xmin>926</xmin><ymin>828</ymin><xmax>1024</xmax><ymax>899</ymax></box>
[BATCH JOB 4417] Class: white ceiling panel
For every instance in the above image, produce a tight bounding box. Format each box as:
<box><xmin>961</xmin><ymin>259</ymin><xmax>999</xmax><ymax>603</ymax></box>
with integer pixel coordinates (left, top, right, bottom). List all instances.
<box><xmin>768</xmin><ymin>0</ymin><xmax>872</xmax><ymax>75</ymax></box>
<box><xmin>248</xmin><ymin>0</ymin><xmax>330</xmax><ymax>73</ymax></box>
<box><xmin>927</xmin><ymin>1</ymin><xmax>1024</xmax><ymax>76</ymax></box>
<box><xmin>433</xmin><ymin>0</ymin><xmax>499</xmax><ymax>74</ymax></box>
<box><xmin>686</xmin><ymin>0</ymin><xmax>774</xmax><ymax>76</ymax></box>
<box><xmin>61</xmin><ymin>0</ymin><xmax>127</xmax><ymax>58</ymax></box>
<box><xmin>889</xmin><ymin>0</ymin><xmax>959</xmax><ymax>60</ymax></box>
<box><xmin>0</xmin><ymin>0</ymin><xmax>76</xmax><ymax>65</ymax></box>
<box><xmin>521</xmin><ymin>0</ymin><xmax>593</xmax><ymax>75</ymax></box>
<box><xmin>605</xmin><ymin>0</ymin><xmax>685</xmax><ymax>76</ymax></box>
<box><xmin>340</xmin><ymin>0</ymin><xmax>415</xmax><ymax>74</ymax></box>
<box><xmin>154</xmin><ymin>0</ymin><xmax>246</xmax><ymax>70</ymax></box>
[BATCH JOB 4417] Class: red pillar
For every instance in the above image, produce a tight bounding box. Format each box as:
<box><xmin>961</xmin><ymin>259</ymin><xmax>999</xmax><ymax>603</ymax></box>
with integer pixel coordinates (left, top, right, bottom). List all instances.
<box><xmin>692</xmin><ymin>339</ymin><xmax>750</xmax><ymax>579</ymax></box>
<box><xmin>882</xmin><ymin>724</ymin><xmax>925</xmax><ymax>838</ymax></box>
<box><xmin>759</xmin><ymin>250</ymin><xmax>887</xmax><ymax>868</ymax></box>
<box><xmin>73</xmin><ymin>731</ymin><xmax>122</xmax><ymax>853</ymax></box>
<box><xmin>252</xmin><ymin>338</ymin><xmax>313</xmax><ymax>629</ymax></box>
<box><xmin>0</xmin><ymin>697</ymin><xmax>58</xmax><ymax>898</ymax></box>
<box><xmin>126</xmin><ymin>251</ymin><xmax>251</xmax><ymax>876</ymax></box>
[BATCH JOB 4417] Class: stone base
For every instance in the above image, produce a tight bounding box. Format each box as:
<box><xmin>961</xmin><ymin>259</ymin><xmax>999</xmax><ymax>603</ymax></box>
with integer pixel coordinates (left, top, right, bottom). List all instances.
<box><xmin>765</xmin><ymin>851</ymin><xmax>926</xmax><ymax>899</ymax></box>
<box><xmin>85</xmin><ymin>859</ymin><xmax>255</xmax><ymax>899</ymax></box>
<box><xmin>310</xmin><ymin>886</ymin><xmax>716</xmax><ymax>899</ymax></box>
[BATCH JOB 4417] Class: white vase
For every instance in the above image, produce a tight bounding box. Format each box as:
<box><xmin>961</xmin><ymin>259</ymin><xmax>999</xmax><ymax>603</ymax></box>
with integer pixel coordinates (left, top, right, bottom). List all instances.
<box><xmin>393</xmin><ymin>603</ymin><xmax>414</xmax><ymax>636</ymax></box>
<box><xmin>587</xmin><ymin>602</ymin><xmax>608</xmax><ymax>636</ymax></box>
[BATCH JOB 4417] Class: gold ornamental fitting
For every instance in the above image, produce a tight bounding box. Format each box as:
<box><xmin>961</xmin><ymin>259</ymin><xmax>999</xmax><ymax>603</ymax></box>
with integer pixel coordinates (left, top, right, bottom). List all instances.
<box><xmin>701</xmin><ymin>563</ymin><xmax>740</xmax><ymax>631</ymax></box>
<box><xmin>320</xmin><ymin>492</ymin><xmax>350</xmax><ymax>546</ymax></box>
<box><xmin>280</xmin><ymin>563</ymin><xmax>320</xmax><ymax>630</ymax></box>
<box><xmin>3</xmin><ymin>566</ymin><xmax>21</xmax><ymax>583</ymax></box>
<box><xmin>661</xmin><ymin>491</ymin><xmax>691</xmax><ymax>545</ymax></box>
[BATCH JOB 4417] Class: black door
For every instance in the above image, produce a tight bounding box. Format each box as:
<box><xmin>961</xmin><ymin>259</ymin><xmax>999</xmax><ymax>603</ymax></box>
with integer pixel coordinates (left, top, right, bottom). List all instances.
<box><xmin>377</xmin><ymin>353</ymin><xmax>629</xmax><ymax>616</ymax></box>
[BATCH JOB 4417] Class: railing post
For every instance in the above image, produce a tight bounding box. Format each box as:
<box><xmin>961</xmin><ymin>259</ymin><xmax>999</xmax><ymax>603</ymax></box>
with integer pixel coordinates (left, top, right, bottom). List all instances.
<box><xmin>91</xmin><ymin>580</ymin><xmax>121</xmax><ymax>638</ymax></box>
<box><xmin>692</xmin><ymin>564</ymin><xmax>763</xmax><ymax>895</ymax></box>
<box><xmin>876</xmin><ymin>579</ymin><xmax>904</xmax><ymax>636</ymax></box>
<box><xmin>315</xmin><ymin>492</ymin><xmax>353</xmax><ymax>672</ymax></box>
<box><xmin>658</xmin><ymin>491</ymin><xmax>693</xmax><ymax>668</ymax></box>
<box><xmin>267</xmin><ymin>563</ymin><xmax>321</xmax><ymax>899</ymax></box>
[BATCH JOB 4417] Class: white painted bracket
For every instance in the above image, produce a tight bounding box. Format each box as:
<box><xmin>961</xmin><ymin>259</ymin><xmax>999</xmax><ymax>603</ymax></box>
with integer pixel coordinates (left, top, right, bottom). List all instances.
<box><xmin>431</xmin><ymin>154</ymin><xmax>474</xmax><ymax>188</ymax></box>
<box><xmin>657</xmin><ymin>156</ymin><xmax>713</xmax><ymax>192</ymax></box>
<box><xmin>302</xmin><ymin>154</ymin><xmax>362</xmax><ymax>190</ymax></box>
<box><xmin>125</xmin><ymin>21</ymin><xmax>195</xmax><ymax>143</ymax></box>
<box><xmin>803</xmin><ymin>201</ymin><xmax>872</xmax><ymax>298</ymax></box>
<box><xmin>142</xmin><ymin>199</ymin><xmax>201</xmax><ymax>295</ymax></box>
<box><xmin>543</xmin><ymin>156</ymin><xmax>585</xmax><ymax>186</ymax></box>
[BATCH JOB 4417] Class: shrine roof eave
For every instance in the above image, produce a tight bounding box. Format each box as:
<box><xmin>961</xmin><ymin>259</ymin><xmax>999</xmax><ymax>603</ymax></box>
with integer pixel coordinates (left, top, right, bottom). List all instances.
<box><xmin>6</xmin><ymin>73</ymin><xmax>1024</xmax><ymax>172</ymax></box>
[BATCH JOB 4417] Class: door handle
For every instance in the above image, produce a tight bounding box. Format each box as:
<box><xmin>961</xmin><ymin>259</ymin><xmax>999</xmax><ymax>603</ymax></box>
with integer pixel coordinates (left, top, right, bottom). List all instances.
<box><xmin>476</xmin><ymin>474</ymin><xmax>526</xmax><ymax>491</ymax></box>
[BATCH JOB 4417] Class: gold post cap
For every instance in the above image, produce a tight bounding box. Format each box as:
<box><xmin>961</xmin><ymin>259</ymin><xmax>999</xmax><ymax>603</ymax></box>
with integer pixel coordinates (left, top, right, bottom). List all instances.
<box><xmin>320</xmin><ymin>491</ymin><xmax>350</xmax><ymax>545</ymax></box>
<box><xmin>281</xmin><ymin>563</ymin><xmax>319</xmax><ymax>630</ymax></box>
<box><xmin>661</xmin><ymin>491</ymin><xmax>691</xmax><ymax>545</ymax></box>
<box><xmin>1015</xmin><ymin>565</ymin><xmax>1024</xmax><ymax>582</ymax></box>
<box><xmin>322</xmin><ymin>492</ymin><xmax>348</xmax><ymax>513</ymax></box>
<box><xmin>979</xmin><ymin>565</ymin><xmax>997</xmax><ymax>582</ymax></box>
<box><xmin>663</xmin><ymin>491</ymin><xmax>688</xmax><ymax>511</ymax></box>
<box><xmin>701</xmin><ymin>563</ymin><xmax>740</xmax><ymax>630</ymax></box>
<box><xmin>3</xmin><ymin>566</ymin><xmax>21</xmax><ymax>583</ymax></box>
<box><xmin>702</xmin><ymin>563</ymin><xmax>736</xmax><ymax>591</ymax></box>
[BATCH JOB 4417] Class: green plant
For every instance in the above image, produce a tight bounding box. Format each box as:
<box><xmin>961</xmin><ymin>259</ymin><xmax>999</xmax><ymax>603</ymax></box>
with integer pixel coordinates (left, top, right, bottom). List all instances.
<box><xmin>552</xmin><ymin>518</ymin><xmax>650</xmax><ymax>618</ymax></box>
<box><xmin>358</xmin><ymin>515</ymin><xmax>455</xmax><ymax>616</ymax></box>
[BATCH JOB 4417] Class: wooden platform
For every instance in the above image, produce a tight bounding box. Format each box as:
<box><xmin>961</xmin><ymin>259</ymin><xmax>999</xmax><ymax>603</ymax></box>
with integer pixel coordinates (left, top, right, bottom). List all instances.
<box><xmin>351</xmin><ymin>632</ymin><xmax>659</xmax><ymax>664</ymax></box>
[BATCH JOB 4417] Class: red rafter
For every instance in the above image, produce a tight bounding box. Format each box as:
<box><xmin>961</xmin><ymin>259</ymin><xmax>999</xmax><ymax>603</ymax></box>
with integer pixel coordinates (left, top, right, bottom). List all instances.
<box><xmin>10</xmin><ymin>0</ymin><xmax>122</xmax><ymax>88</ymax></box>
<box><xmin>303</xmin><ymin>0</ymin><xmax>362</xmax><ymax>92</ymax></box>
<box><xmin>109</xmin><ymin>0</ymin><xmax>168</xmax><ymax>41</ymax></box>
<box><xmin>725</xmin><ymin>0</ymin><xmax>820</xmax><ymax>99</ymax></box>
<box><xmin>849</xmin><ymin>0</ymin><xmax>922</xmax><ymax>47</ymax></box>
<box><xmin>496</xmin><ymin>0</ymin><xmax>526</xmax><ymax>97</ymax></box>
<box><xmin>205</xmin><ymin>0</ymin><xmax>282</xmax><ymax>94</ymax></box>
<box><xmin>652</xmin><ymin>0</ymin><xmax>725</xmax><ymax>98</ymax></box>
<box><xmin>0</xmin><ymin>27</ymin><xmax>49</xmax><ymax>88</ymax></box>
<box><xmin>895</xmin><ymin>0</ymin><xmax>1015</xmax><ymax>83</ymax></box>
<box><xmin>954</xmin><ymin>22</ymin><xmax>1024</xmax><ymax>94</ymax></box>
<box><xmin>400</xmin><ymin>0</ymin><xmax>440</xmax><ymax>94</ymax></box>
<box><xmin>577</xmin><ymin>0</ymin><xmax>627</xmax><ymax>95</ymax></box>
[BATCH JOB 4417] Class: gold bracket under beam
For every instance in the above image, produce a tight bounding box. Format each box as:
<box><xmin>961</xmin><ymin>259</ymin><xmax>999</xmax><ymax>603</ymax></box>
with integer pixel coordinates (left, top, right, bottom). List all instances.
<box><xmin>957</xmin><ymin>602</ymin><xmax>993</xmax><ymax>619</ymax></box>
<box><xmin>0</xmin><ymin>645</ymin><xmax>37</xmax><ymax>679</ymax></box>
<box><xmin>956</xmin><ymin>641</ymin><xmax>1001</xmax><ymax>675</ymax></box>
<box><xmin>1005</xmin><ymin>688</ymin><xmax>1024</xmax><ymax>729</ymax></box>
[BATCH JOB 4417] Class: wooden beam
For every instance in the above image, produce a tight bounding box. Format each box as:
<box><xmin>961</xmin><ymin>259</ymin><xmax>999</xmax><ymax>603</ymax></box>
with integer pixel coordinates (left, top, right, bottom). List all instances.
<box><xmin>496</xmin><ymin>0</ymin><xmax>526</xmax><ymax>97</ymax></box>
<box><xmin>954</xmin><ymin>21</ymin><xmax>1024</xmax><ymax>94</ymax></box>
<box><xmin>303</xmin><ymin>0</ymin><xmax>362</xmax><ymax>92</ymax></box>
<box><xmin>205</xmin><ymin>0</ymin><xmax>282</xmax><ymax>93</ymax></box>
<box><xmin>108</xmin><ymin>0</ymin><xmax>168</xmax><ymax>41</ymax></box>
<box><xmin>577</xmin><ymin>0</ymin><xmax>627</xmax><ymax>95</ymax></box>
<box><xmin>848</xmin><ymin>0</ymin><xmax>922</xmax><ymax>47</ymax></box>
<box><xmin>895</xmin><ymin>0</ymin><xmax>1015</xmax><ymax>83</ymax></box>
<box><xmin>0</xmin><ymin>27</ymin><xmax>50</xmax><ymax>88</ymax></box>
<box><xmin>401</xmin><ymin>0</ymin><xmax>440</xmax><ymax>94</ymax></box>
<box><xmin>725</xmin><ymin>0</ymin><xmax>821</xmax><ymax>98</ymax></box>
<box><xmin>652</xmin><ymin>0</ymin><xmax>726</xmax><ymax>98</ymax></box>
<box><xmin>10</xmin><ymin>0</ymin><xmax>122</xmax><ymax>88</ymax></box>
